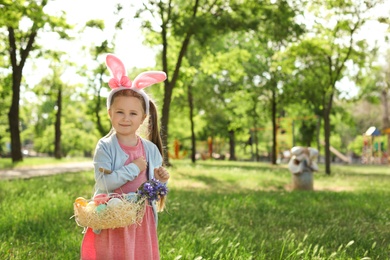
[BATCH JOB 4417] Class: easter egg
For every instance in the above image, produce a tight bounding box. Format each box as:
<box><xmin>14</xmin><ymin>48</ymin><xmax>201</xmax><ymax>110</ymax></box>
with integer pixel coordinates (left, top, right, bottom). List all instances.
<box><xmin>75</xmin><ymin>197</ymin><xmax>88</xmax><ymax>207</ymax></box>
<box><xmin>107</xmin><ymin>198</ymin><xmax>123</xmax><ymax>208</ymax></box>
<box><xmin>108</xmin><ymin>193</ymin><xmax>121</xmax><ymax>199</ymax></box>
<box><xmin>94</xmin><ymin>193</ymin><xmax>109</xmax><ymax>205</ymax></box>
<box><xmin>124</xmin><ymin>192</ymin><xmax>138</xmax><ymax>203</ymax></box>
<box><xmin>86</xmin><ymin>201</ymin><xmax>96</xmax><ymax>212</ymax></box>
<box><xmin>96</xmin><ymin>204</ymin><xmax>107</xmax><ymax>214</ymax></box>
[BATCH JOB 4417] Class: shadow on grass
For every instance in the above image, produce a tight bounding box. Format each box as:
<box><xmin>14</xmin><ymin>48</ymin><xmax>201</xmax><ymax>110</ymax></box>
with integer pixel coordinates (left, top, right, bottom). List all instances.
<box><xmin>159</xmin><ymin>188</ymin><xmax>390</xmax><ymax>259</ymax></box>
<box><xmin>171</xmin><ymin>159</ymin><xmax>284</xmax><ymax>173</ymax></box>
<box><xmin>180</xmin><ymin>172</ymin><xmax>287</xmax><ymax>193</ymax></box>
<box><xmin>334</xmin><ymin>172</ymin><xmax>390</xmax><ymax>179</ymax></box>
<box><xmin>0</xmin><ymin>202</ymin><xmax>81</xmax><ymax>259</ymax></box>
<box><xmin>1</xmin><ymin>169</ymin><xmax>390</xmax><ymax>259</ymax></box>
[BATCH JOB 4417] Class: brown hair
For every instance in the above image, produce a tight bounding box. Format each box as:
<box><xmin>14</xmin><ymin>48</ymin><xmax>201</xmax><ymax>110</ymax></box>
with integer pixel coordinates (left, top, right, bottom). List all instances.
<box><xmin>110</xmin><ymin>89</ymin><xmax>166</xmax><ymax>211</ymax></box>
<box><xmin>147</xmin><ymin>99</ymin><xmax>167</xmax><ymax>211</ymax></box>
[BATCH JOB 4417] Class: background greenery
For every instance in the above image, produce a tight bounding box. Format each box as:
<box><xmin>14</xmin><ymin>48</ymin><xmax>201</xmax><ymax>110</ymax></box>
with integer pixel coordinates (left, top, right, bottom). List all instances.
<box><xmin>1</xmin><ymin>1</ymin><xmax>389</xmax><ymax>258</ymax></box>
<box><xmin>1</xmin><ymin>0</ymin><xmax>389</xmax><ymax>172</ymax></box>
<box><xmin>0</xmin><ymin>160</ymin><xmax>389</xmax><ymax>259</ymax></box>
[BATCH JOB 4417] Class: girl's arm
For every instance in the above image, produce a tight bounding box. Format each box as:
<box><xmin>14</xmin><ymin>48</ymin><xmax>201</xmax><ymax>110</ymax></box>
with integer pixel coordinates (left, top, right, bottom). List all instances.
<box><xmin>93</xmin><ymin>146</ymin><xmax>146</xmax><ymax>191</ymax></box>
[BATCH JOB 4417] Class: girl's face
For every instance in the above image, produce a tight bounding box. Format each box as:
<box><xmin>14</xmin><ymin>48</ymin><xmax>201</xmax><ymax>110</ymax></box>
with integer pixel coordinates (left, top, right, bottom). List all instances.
<box><xmin>108</xmin><ymin>96</ymin><xmax>146</xmax><ymax>138</ymax></box>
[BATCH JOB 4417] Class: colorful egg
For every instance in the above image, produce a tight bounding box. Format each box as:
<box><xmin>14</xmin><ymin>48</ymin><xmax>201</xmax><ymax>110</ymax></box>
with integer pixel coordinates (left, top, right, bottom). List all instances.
<box><xmin>124</xmin><ymin>192</ymin><xmax>138</xmax><ymax>203</ymax></box>
<box><xmin>108</xmin><ymin>193</ymin><xmax>121</xmax><ymax>199</ymax></box>
<box><xmin>86</xmin><ymin>201</ymin><xmax>96</xmax><ymax>212</ymax></box>
<box><xmin>107</xmin><ymin>198</ymin><xmax>123</xmax><ymax>208</ymax></box>
<box><xmin>94</xmin><ymin>194</ymin><xmax>109</xmax><ymax>205</ymax></box>
<box><xmin>96</xmin><ymin>204</ymin><xmax>107</xmax><ymax>214</ymax></box>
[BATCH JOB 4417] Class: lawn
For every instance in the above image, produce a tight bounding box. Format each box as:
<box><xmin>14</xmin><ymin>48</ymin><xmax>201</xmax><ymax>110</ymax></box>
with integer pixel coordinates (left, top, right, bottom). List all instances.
<box><xmin>0</xmin><ymin>159</ymin><xmax>389</xmax><ymax>259</ymax></box>
<box><xmin>0</xmin><ymin>157</ymin><xmax>90</xmax><ymax>170</ymax></box>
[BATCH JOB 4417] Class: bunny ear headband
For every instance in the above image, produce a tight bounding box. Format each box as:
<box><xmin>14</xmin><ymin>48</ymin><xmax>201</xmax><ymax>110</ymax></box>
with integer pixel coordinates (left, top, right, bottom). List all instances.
<box><xmin>105</xmin><ymin>54</ymin><xmax>167</xmax><ymax>114</ymax></box>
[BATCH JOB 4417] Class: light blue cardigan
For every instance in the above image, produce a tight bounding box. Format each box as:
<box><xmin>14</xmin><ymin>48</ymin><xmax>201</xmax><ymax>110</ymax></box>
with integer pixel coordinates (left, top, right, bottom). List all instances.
<box><xmin>92</xmin><ymin>133</ymin><xmax>163</xmax><ymax>224</ymax></box>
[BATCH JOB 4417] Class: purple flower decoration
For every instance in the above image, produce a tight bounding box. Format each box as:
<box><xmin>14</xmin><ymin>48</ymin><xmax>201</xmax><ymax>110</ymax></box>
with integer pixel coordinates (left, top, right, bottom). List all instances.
<box><xmin>137</xmin><ymin>178</ymin><xmax>168</xmax><ymax>202</ymax></box>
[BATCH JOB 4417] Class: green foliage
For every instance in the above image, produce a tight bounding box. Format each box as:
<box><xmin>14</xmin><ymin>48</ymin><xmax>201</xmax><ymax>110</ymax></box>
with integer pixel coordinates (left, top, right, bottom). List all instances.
<box><xmin>1</xmin><ymin>160</ymin><xmax>390</xmax><ymax>259</ymax></box>
<box><xmin>0</xmin><ymin>0</ymin><xmax>388</xmax><ymax>167</ymax></box>
<box><xmin>346</xmin><ymin>100</ymin><xmax>383</xmax><ymax>133</ymax></box>
<box><xmin>1</xmin><ymin>0</ymin><xmax>72</xmax><ymax>49</ymax></box>
<box><xmin>1</xmin><ymin>0</ymin><xmax>73</xmax><ymax>162</ymax></box>
<box><xmin>347</xmin><ymin>135</ymin><xmax>365</xmax><ymax>156</ymax></box>
<box><xmin>20</xmin><ymin>68</ymin><xmax>98</xmax><ymax>157</ymax></box>
<box><xmin>0</xmin><ymin>74</ymin><xmax>11</xmax><ymax>155</ymax></box>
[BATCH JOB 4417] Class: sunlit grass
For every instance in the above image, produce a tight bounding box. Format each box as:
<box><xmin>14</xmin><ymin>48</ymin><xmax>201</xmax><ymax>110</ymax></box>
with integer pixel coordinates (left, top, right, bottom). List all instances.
<box><xmin>0</xmin><ymin>159</ymin><xmax>389</xmax><ymax>259</ymax></box>
<box><xmin>0</xmin><ymin>157</ymin><xmax>91</xmax><ymax>169</ymax></box>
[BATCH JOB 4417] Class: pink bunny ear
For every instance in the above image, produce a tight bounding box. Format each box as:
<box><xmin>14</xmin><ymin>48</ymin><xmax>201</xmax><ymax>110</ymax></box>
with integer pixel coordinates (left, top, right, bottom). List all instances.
<box><xmin>106</xmin><ymin>54</ymin><xmax>132</xmax><ymax>89</ymax></box>
<box><xmin>132</xmin><ymin>71</ymin><xmax>167</xmax><ymax>90</ymax></box>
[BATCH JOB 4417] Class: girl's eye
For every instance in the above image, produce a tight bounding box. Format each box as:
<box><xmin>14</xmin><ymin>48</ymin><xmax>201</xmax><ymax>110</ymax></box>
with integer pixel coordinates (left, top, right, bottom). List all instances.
<box><xmin>116</xmin><ymin>111</ymin><xmax>124</xmax><ymax>114</ymax></box>
<box><xmin>131</xmin><ymin>112</ymin><xmax>137</xmax><ymax>116</ymax></box>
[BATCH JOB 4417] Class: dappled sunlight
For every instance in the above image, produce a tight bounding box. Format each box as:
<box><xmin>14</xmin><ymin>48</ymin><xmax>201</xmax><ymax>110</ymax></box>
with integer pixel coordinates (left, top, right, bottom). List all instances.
<box><xmin>169</xmin><ymin>160</ymin><xmax>390</xmax><ymax>194</ymax></box>
<box><xmin>169</xmin><ymin>161</ymin><xmax>289</xmax><ymax>193</ymax></box>
<box><xmin>1</xmin><ymin>160</ymin><xmax>390</xmax><ymax>258</ymax></box>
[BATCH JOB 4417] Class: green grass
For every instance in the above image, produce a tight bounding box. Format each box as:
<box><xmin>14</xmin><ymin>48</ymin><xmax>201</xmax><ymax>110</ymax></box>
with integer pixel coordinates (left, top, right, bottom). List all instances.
<box><xmin>0</xmin><ymin>157</ymin><xmax>91</xmax><ymax>169</ymax></box>
<box><xmin>0</xmin><ymin>160</ymin><xmax>389</xmax><ymax>259</ymax></box>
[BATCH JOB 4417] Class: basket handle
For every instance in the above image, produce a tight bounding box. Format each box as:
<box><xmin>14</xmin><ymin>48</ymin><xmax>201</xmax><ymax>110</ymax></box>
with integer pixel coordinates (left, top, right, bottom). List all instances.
<box><xmin>99</xmin><ymin>167</ymin><xmax>112</xmax><ymax>174</ymax></box>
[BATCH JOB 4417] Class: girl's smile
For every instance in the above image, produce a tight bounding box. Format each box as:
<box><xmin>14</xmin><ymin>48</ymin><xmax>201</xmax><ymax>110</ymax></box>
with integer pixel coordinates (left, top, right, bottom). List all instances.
<box><xmin>108</xmin><ymin>96</ymin><xmax>146</xmax><ymax>144</ymax></box>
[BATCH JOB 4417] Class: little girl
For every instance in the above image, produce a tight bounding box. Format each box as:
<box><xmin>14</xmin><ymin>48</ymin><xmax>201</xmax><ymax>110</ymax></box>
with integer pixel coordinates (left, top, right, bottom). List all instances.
<box><xmin>80</xmin><ymin>54</ymin><xmax>170</xmax><ymax>260</ymax></box>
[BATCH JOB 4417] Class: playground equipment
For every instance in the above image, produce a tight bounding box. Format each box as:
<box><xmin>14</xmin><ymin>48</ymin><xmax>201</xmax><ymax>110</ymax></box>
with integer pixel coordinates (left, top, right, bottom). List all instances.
<box><xmin>319</xmin><ymin>141</ymin><xmax>350</xmax><ymax>164</ymax></box>
<box><xmin>362</xmin><ymin>126</ymin><xmax>388</xmax><ymax>164</ymax></box>
<box><xmin>288</xmin><ymin>146</ymin><xmax>319</xmax><ymax>191</ymax></box>
<box><xmin>169</xmin><ymin>139</ymin><xmax>187</xmax><ymax>159</ymax></box>
<box><xmin>384</xmin><ymin>127</ymin><xmax>390</xmax><ymax>164</ymax></box>
<box><xmin>329</xmin><ymin>145</ymin><xmax>350</xmax><ymax>163</ymax></box>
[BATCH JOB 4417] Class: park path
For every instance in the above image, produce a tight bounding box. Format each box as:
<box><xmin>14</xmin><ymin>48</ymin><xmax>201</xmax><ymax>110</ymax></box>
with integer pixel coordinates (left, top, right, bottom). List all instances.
<box><xmin>0</xmin><ymin>161</ymin><xmax>93</xmax><ymax>180</ymax></box>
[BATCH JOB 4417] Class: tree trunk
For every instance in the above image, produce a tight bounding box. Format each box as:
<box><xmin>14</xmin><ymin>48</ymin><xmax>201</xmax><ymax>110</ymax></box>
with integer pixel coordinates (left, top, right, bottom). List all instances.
<box><xmin>229</xmin><ymin>129</ymin><xmax>236</xmax><ymax>161</ymax></box>
<box><xmin>159</xmin><ymin>0</ymin><xmax>199</xmax><ymax>166</ymax></box>
<box><xmin>160</xmin><ymin>82</ymin><xmax>173</xmax><ymax>166</ymax></box>
<box><xmin>252</xmin><ymin>98</ymin><xmax>259</xmax><ymax>161</ymax></box>
<box><xmin>7</xmin><ymin>26</ymin><xmax>37</xmax><ymax>163</ymax></box>
<box><xmin>188</xmin><ymin>84</ymin><xmax>196</xmax><ymax>163</ymax></box>
<box><xmin>54</xmin><ymin>86</ymin><xmax>62</xmax><ymax>159</ymax></box>
<box><xmin>381</xmin><ymin>89</ymin><xmax>390</xmax><ymax>159</ymax></box>
<box><xmin>323</xmin><ymin>108</ymin><xmax>331</xmax><ymax>175</ymax></box>
<box><xmin>254</xmin><ymin>129</ymin><xmax>259</xmax><ymax>162</ymax></box>
<box><xmin>316</xmin><ymin>116</ymin><xmax>321</xmax><ymax>163</ymax></box>
<box><xmin>271</xmin><ymin>88</ymin><xmax>277</xmax><ymax>164</ymax></box>
<box><xmin>160</xmin><ymin>36</ymin><xmax>193</xmax><ymax>165</ymax></box>
<box><xmin>8</xmin><ymin>73</ymin><xmax>23</xmax><ymax>162</ymax></box>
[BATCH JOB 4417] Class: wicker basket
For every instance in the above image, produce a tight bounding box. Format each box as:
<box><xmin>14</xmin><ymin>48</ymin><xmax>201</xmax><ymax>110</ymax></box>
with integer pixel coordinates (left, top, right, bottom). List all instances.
<box><xmin>73</xmin><ymin>195</ymin><xmax>146</xmax><ymax>230</ymax></box>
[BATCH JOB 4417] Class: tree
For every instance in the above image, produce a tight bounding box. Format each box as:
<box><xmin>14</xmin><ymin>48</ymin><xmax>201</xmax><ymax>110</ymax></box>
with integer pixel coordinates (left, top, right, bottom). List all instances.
<box><xmin>359</xmin><ymin>50</ymin><xmax>390</xmax><ymax>157</ymax></box>
<box><xmin>33</xmin><ymin>59</ymin><xmax>64</xmax><ymax>158</ymax></box>
<box><xmin>167</xmin><ymin>0</ymin><xmax>305</xmax><ymax>163</ymax></box>
<box><xmin>80</xmin><ymin>19</ymin><xmax>116</xmax><ymax>137</ymax></box>
<box><xmin>198</xmin><ymin>41</ymin><xmax>252</xmax><ymax>161</ymax></box>
<box><xmin>230</xmin><ymin>0</ymin><xmax>306</xmax><ymax>164</ymax></box>
<box><xmin>283</xmin><ymin>0</ymin><xmax>382</xmax><ymax>174</ymax></box>
<box><xmin>136</xmin><ymin>0</ymin><xmax>263</xmax><ymax>165</ymax></box>
<box><xmin>31</xmin><ymin>71</ymin><xmax>97</xmax><ymax>157</ymax></box>
<box><xmin>1</xmin><ymin>0</ymin><xmax>71</xmax><ymax>162</ymax></box>
<box><xmin>261</xmin><ymin>1</ymin><xmax>305</xmax><ymax>164</ymax></box>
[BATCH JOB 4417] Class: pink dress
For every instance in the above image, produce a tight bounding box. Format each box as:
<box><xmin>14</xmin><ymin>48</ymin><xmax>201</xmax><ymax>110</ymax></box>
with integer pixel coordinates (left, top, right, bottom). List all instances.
<box><xmin>80</xmin><ymin>139</ymin><xmax>160</xmax><ymax>260</ymax></box>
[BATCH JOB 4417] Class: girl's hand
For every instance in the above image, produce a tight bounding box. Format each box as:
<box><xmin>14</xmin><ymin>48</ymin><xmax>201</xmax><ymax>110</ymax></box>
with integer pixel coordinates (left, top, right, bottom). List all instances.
<box><xmin>154</xmin><ymin>167</ymin><xmax>170</xmax><ymax>183</ymax></box>
<box><xmin>133</xmin><ymin>157</ymin><xmax>147</xmax><ymax>172</ymax></box>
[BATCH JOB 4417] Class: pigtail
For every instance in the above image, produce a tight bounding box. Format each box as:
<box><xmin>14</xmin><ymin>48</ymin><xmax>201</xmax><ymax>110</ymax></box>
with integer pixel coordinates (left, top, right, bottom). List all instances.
<box><xmin>147</xmin><ymin>100</ymin><xmax>167</xmax><ymax>211</ymax></box>
<box><xmin>148</xmin><ymin>100</ymin><xmax>163</xmax><ymax>159</ymax></box>
<box><xmin>157</xmin><ymin>195</ymin><xmax>167</xmax><ymax>212</ymax></box>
